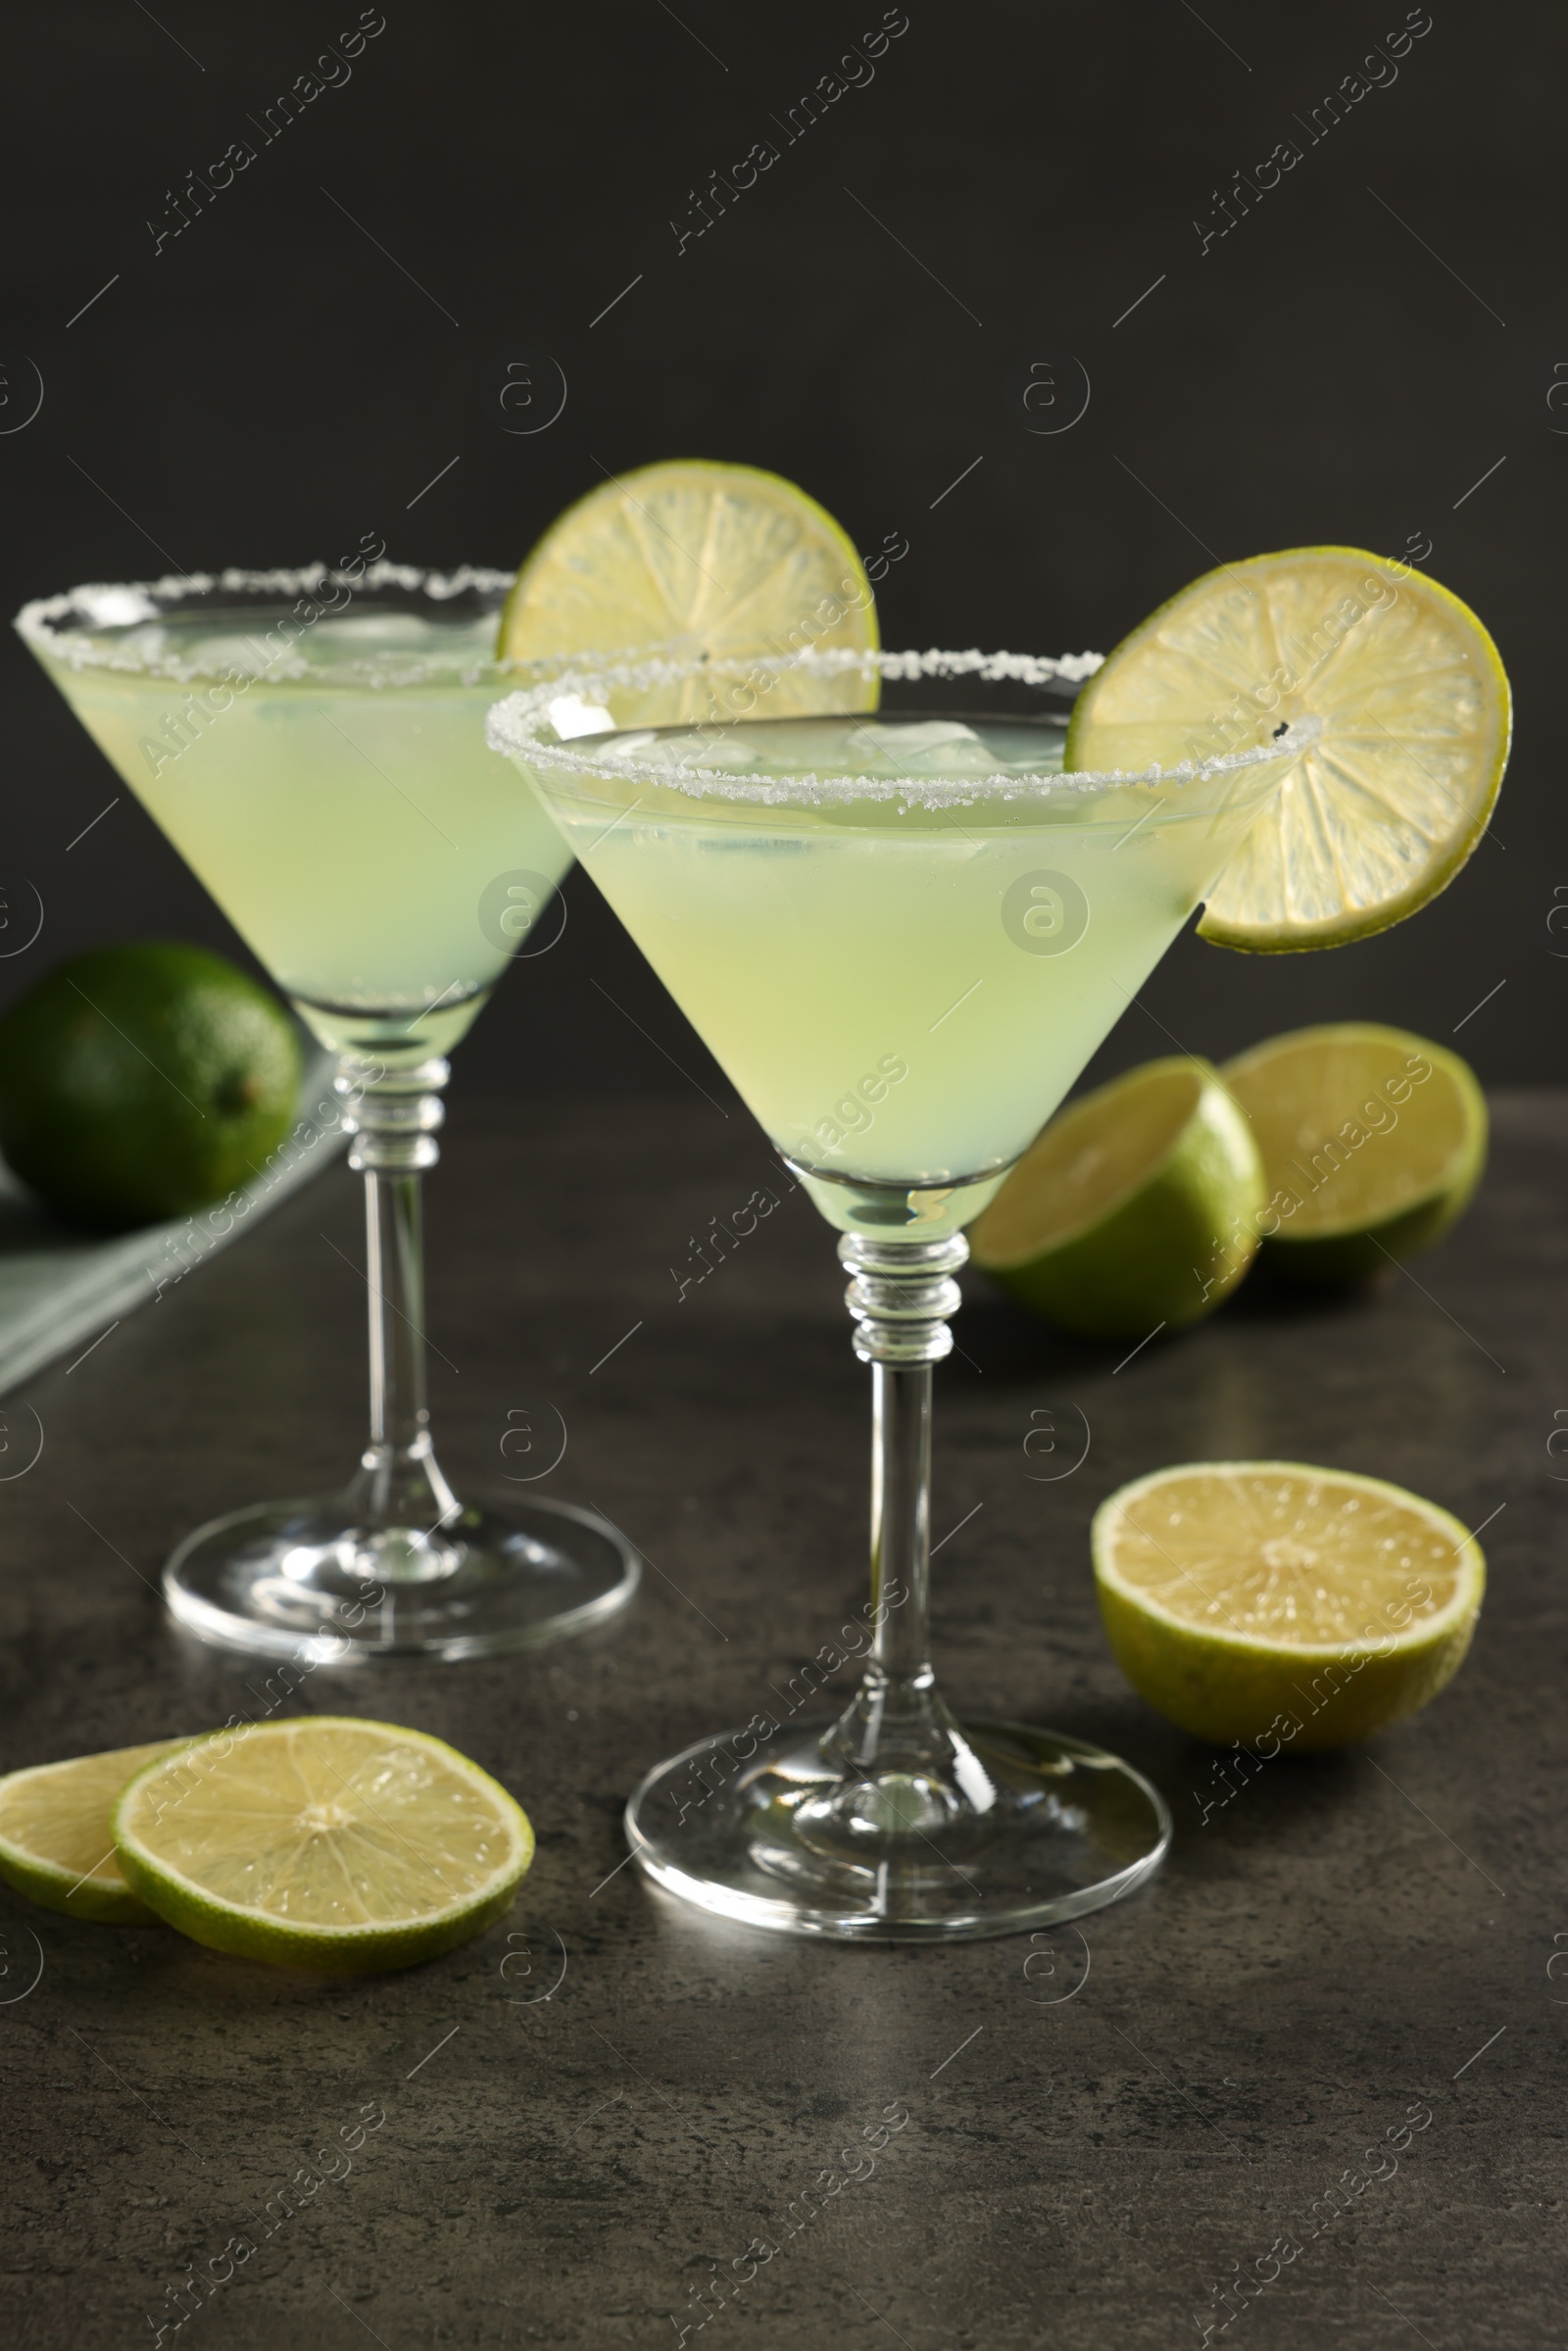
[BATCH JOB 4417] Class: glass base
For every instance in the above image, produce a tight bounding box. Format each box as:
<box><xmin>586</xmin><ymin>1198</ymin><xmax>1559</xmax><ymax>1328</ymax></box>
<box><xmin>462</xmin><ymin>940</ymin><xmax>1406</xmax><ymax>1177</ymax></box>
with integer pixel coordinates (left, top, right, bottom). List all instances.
<box><xmin>624</xmin><ymin>1716</ymin><xmax>1171</xmax><ymax>1943</ymax></box>
<box><xmin>782</xmin><ymin>1151</ymin><xmax>1009</xmax><ymax>1243</ymax></box>
<box><xmin>164</xmin><ymin>1488</ymin><xmax>640</xmax><ymax>1662</ymax></box>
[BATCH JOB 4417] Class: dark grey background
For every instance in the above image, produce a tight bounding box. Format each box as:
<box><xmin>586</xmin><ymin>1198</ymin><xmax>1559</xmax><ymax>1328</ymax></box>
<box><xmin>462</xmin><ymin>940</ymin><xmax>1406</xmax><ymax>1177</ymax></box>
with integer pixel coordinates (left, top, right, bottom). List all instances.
<box><xmin>2</xmin><ymin>0</ymin><xmax>1559</xmax><ymax>1109</ymax></box>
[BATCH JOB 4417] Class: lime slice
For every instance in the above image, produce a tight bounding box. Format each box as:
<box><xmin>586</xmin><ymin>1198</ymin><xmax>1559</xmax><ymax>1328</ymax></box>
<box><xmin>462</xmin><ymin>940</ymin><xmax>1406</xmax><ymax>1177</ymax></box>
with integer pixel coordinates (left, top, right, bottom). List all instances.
<box><xmin>496</xmin><ymin>459</ymin><xmax>879</xmax><ymax>723</ymax></box>
<box><xmin>113</xmin><ymin>1718</ymin><xmax>533</xmax><ymax>1973</ymax></box>
<box><xmin>1094</xmin><ymin>1461</ymin><xmax>1484</xmax><ymax>1750</ymax></box>
<box><xmin>1063</xmin><ymin>548</ymin><xmax>1511</xmax><ymax>952</ymax></box>
<box><xmin>0</xmin><ymin>1739</ymin><xmax>194</xmax><ymax>1924</ymax></box>
<box><xmin>1222</xmin><ymin>1023</ymin><xmax>1487</xmax><ymax>1283</ymax></box>
<box><xmin>969</xmin><ymin>1056</ymin><xmax>1264</xmax><ymax>1339</ymax></box>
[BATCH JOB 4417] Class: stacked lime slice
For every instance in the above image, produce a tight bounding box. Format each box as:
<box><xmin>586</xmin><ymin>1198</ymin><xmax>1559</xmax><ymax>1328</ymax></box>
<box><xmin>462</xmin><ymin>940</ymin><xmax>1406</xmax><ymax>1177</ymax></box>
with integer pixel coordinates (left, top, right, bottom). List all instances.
<box><xmin>0</xmin><ymin>1739</ymin><xmax>191</xmax><ymax>1923</ymax></box>
<box><xmin>0</xmin><ymin>1720</ymin><xmax>533</xmax><ymax>1973</ymax></box>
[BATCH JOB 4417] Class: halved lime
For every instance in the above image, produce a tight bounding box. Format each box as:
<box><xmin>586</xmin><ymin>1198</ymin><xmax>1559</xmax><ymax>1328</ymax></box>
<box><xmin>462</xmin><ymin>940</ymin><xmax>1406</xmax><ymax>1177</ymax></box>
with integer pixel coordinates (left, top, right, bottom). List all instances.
<box><xmin>113</xmin><ymin>1718</ymin><xmax>534</xmax><ymax>1973</ymax></box>
<box><xmin>968</xmin><ymin>1056</ymin><xmax>1264</xmax><ymax>1339</ymax></box>
<box><xmin>0</xmin><ymin>1739</ymin><xmax>194</xmax><ymax>1924</ymax></box>
<box><xmin>497</xmin><ymin>459</ymin><xmax>879</xmax><ymax>722</ymax></box>
<box><xmin>1222</xmin><ymin>1023</ymin><xmax>1487</xmax><ymax>1283</ymax></box>
<box><xmin>1063</xmin><ymin>548</ymin><xmax>1510</xmax><ymax>952</ymax></box>
<box><xmin>1094</xmin><ymin>1460</ymin><xmax>1484</xmax><ymax>1749</ymax></box>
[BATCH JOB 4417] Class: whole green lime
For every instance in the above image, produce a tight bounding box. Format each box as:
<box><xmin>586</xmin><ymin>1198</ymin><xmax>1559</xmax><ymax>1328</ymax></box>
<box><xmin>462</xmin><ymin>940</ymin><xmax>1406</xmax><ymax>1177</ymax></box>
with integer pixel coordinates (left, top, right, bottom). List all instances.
<box><xmin>0</xmin><ymin>942</ymin><xmax>300</xmax><ymax>1229</ymax></box>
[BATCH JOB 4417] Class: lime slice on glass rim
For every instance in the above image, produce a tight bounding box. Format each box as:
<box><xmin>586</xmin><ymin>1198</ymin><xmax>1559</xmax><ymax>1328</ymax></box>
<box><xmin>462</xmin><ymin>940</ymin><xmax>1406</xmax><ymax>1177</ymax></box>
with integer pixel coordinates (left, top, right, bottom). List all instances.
<box><xmin>1093</xmin><ymin>1460</ymin><xmax>1484</xmax><ymax>1749</ymax></box>
<box><xmin>496</xmin><ymin>458</ymin><xmax>880</xmax><ymax>724</ymax></box>
<box><xmin>1221</xmin><ymin>1022</ymin><xmax>1488</xmax><ymax>1283</ymax></box>
<box><xmin>0</xmin><ymin>1739</ymin><xmax>195</xmax><ymax>1924</ymax></box>
<box><xmin>969</xmin><ymin>1056</ymin><xmax>1264</xmax><ymax>1338</ymax></box>
<box><xmin>1063</xmin><ymin>547</ymin><xmax>1511</xmax><ymax>951</ymax></box>
<box><xmin>113</xmin><ymin>1718</ymin><xmax>534</xmax><ymax>1973</ymax></box>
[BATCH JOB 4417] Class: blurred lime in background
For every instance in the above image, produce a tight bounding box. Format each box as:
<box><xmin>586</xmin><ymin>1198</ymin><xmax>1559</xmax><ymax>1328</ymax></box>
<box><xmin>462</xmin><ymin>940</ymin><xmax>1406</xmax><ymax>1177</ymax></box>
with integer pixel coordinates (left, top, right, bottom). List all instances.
<box><xmin>0</xmin><ymin>941</ymin><xmax>300</xmax><ymax>1229</ymax></box>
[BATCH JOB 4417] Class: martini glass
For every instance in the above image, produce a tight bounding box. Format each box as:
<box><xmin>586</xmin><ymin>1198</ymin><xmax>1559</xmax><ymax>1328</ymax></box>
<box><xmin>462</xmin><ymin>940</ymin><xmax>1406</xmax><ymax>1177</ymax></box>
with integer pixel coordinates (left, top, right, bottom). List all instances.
<box><xmin>17</xmin><ymin>563</ymin><xmax>640</xmax><ymax>1660</ymax></box>
<box><xmin>490</xmin><ymin>645</ymin><xmax>1300</xmax><ymax>1940</ymax></box>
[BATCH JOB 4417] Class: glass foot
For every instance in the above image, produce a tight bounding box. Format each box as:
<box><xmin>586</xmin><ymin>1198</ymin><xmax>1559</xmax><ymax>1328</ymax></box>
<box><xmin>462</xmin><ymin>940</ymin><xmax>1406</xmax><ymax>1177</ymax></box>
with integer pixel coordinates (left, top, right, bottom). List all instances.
<box><xmin>164</xmin><ymin>1489</ymin><xmax>640</xmax><ymax>1662</ymax></box>
<box><xmin>625</xmin><ymin>1716</ymin><xmax>1171</xmax><ymax>1942</ymax></box>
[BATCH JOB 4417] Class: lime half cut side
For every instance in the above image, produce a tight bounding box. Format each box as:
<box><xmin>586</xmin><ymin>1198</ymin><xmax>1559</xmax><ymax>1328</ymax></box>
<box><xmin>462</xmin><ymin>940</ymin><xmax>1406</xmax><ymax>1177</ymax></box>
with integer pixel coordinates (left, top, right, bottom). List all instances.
<box><xmin>968</xmin><ymin>1056</ymin><xmax>1264</xmax><ymax>1339</ymax></box>
<box><xmin>113</xmin><ymin>1717</ymin><xmax>534</xmax><ymax>1973</ymax></box>
<box><xmin>1222</xmin><ymin>1023</ymin><xmax>1488</xmax><ymax>1283</ymax></box>
<box><xmin>1063</xmin><ymin>548</ymin><xmax>1511</xmax><ymax>952</ymax></box>
<box><xmin>0</xmin><ymin>1739</ymin><xmax>194</xmax><ymax>1924</ymax></box>
<box><xmin>496</xmin><ymin>459</ymin><xmax>879</xmax><ymax>724</ymax></box>
<box><xmin>1093</xmin><ymin>1460</ymin><xmax>1485</xmax><ymax>1749</ymax></box>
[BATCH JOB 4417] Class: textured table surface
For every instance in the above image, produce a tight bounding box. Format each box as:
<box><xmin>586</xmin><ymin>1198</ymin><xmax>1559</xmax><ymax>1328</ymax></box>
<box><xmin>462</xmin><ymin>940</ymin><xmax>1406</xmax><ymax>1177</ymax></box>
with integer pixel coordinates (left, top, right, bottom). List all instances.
<box><xmin>2</xmin><ymin>1088</ymin><xmax>1562</xmax><ymax>2351</ymax></box>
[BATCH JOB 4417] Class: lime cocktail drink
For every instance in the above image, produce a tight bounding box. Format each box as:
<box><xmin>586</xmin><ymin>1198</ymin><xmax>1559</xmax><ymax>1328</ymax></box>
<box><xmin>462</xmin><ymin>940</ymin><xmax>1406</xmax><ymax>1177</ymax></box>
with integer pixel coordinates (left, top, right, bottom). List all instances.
<box><xmin>28</xmin><ymin>577</ymin><xmax>571</xmax><ymax>1061</ymax></box>
<box><xmin>18</xmin><ymin>563</ymin><xmax>638</xmax><ymax>1661</ymax></box>
<box><xmin>489</xmin><ymin>646</ymin><xmax>1298</xmax><ymax>1940</ymax></box>
<box><xmin>538</xmin><ymin>707</ymin><xmax>1272</xmax><ymax>1230</ymax></box>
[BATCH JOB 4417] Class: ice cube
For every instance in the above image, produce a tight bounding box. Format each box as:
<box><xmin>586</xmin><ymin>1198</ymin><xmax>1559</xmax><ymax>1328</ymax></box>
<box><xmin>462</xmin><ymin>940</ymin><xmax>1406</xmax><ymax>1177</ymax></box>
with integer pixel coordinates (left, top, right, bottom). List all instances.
<box><xmin>548</xmin><ymin>693</ymin><xmax>617</xmax><ymax>739</ymax></box>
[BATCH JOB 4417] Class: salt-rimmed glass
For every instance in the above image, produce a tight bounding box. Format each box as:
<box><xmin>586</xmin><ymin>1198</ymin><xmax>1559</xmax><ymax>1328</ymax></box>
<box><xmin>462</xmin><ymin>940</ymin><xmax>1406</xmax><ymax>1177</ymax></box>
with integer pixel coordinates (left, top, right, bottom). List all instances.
<box><xmin>489</xmin><ymin>647</ymin><xmax>1301</xmax><ymax>1941</ymax></box>
<box><xmin>17</xmin><ymin>563</ymin><xmax>640</xmax><ymax>1660</ymax></box>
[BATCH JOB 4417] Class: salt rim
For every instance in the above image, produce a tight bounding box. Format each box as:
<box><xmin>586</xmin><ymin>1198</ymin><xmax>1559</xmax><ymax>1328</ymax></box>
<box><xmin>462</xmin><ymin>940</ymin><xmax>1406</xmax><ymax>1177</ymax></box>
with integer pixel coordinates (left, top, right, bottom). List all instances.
<box><xmin>485</xmin><ymin>646</ymin><xmax>1316</xmax><ymax>808</ymax></box>
<box><xmin>14</xmin><ymin>562</ymin><xmax>523</xmax><ymax>686</ymax></box>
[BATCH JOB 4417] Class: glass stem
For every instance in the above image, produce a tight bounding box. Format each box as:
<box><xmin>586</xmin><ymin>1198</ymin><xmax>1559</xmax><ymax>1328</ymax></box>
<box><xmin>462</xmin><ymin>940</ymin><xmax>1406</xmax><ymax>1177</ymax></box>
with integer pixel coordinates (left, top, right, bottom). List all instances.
<box><xmin>830</xmin><ymin>1232</ymin><xmax>968</xmax><ymax>1769</ymax></box>
<box><xmin>336</xmin><ymin>1053</ymin><xmax>459</xmax><ymax>1560</ymax></box>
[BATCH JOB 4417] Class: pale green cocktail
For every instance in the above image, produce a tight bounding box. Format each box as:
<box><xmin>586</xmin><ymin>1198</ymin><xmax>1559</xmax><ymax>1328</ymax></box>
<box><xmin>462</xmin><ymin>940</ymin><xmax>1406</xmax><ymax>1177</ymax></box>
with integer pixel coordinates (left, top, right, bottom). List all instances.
<box><xmin>26</xmin><ymin>588</ymin><xmax>571</xmax><ymax>1065</ymax></box>
<box><xmin>525</xmin><ymin>707</ymin><xmax>1280</xmax><ymax>1232</ymax></box>
<box><xmin>17</xmin><ymin>563</ymin><xmax>638</xmax><ymax>1661</ymax></box>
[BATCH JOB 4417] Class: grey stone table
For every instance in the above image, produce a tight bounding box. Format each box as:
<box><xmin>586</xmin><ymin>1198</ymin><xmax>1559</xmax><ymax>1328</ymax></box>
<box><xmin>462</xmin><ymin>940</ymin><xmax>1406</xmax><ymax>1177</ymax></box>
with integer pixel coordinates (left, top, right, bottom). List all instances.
<box><xmin>3</xmin><ymin>1091</ymin><xmax>1564</xmax><ymax>2350</ymax></box>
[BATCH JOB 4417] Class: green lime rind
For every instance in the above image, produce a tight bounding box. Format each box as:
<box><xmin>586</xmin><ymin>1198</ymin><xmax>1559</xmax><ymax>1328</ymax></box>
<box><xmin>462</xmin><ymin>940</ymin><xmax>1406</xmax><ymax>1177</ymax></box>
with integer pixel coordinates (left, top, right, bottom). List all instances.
<box><xmin>969</xmin><ymin>1056</ymin><xmax>1265</xmax><ymax>1339</ymax></box>
<box><xmin>112</xmin><ymin>1860</ymin><xmax>523</xmax><ymax>1975</ymax></box>
<box><xmin>1222</xmin><ymin>1022</ymin><xmax>1488</xmax><ymax>1285</ymax></box>
<box><xmin>112</xmin><ymin>1718</ymin><xmax>535</xmax><ymax>1975</ymax></box>
<box><xmin>1063</xmin><ymin>547</ymin><xmax>1511</xmax><ymax>955</ymax></box>
<box><xmin>0</xmin><ymin>942</ymin><xmax>301</xmax><ymax>1231</ymax></box>
<box><xmin>0</xmin><ymin>1839</ymin><xmax>157</xmax><ymax>1927</ymax></box>
<box><xmin>0</xmin><ymin>1858</ymin><xmax>155</xmax><ymax>1926</ymax></box>
<box><xmin>0</xmin><ymin>1738</ymin><xmax>201</xmax><ymax>1925</ymax></box>
<box><xmin>1093</xmin><ymin>1460</ymin><xmax>1484</xmax><ymax>1752</ymax></box>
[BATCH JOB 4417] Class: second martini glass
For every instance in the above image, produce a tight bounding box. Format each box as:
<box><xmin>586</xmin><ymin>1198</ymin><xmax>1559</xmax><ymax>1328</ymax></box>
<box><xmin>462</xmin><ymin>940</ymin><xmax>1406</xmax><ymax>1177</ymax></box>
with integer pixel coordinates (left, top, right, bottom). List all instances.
<box><xmin>18</xmin><ymin>563</ymin><xmax>639</xmax><ymax>1660</ymax></box>
<box><xmin>490</xmin><ymin>647</ymin><xmax>1299</xmax><ymax>1939</ymax></box>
